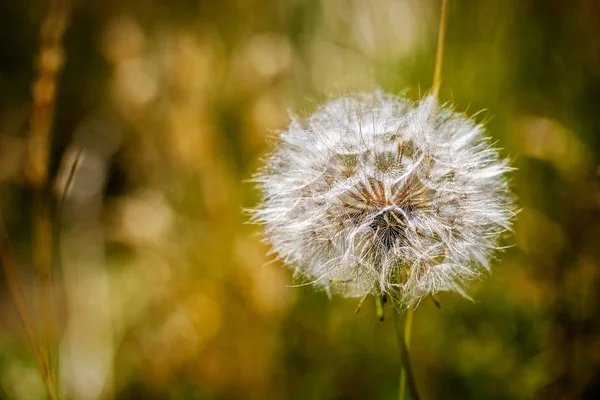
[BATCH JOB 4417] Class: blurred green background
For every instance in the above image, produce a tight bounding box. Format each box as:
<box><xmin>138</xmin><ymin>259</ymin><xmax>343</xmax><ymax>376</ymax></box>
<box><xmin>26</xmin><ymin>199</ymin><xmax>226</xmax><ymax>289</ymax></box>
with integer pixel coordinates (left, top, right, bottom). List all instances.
<box><xmin>1</xmin><ymin>0</ymin><xmax>600</xmax><ymax>399</ymax></box>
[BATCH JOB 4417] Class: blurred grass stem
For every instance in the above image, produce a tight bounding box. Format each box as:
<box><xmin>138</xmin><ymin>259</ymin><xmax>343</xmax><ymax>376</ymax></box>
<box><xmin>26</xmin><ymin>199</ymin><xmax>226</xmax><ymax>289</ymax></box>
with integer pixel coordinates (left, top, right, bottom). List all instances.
<box><xmin>26</xmin><ymin>0</ymin><xmax>70</xmax><ymax>393</ymax></box>
<box><xmin>0</xmin><ymin>214</ymin><xmax>59</xmax><ymax>400</ymax></box>
<box><xmin>432</xmin><ymin>0</ymin><xmax>448</xmax><ymax>98</ymax></box>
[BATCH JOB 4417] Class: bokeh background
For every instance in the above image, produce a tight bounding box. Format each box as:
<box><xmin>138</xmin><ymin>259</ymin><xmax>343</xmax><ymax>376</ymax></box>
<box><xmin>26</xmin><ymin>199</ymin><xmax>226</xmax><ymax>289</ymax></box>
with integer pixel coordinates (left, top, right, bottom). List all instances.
<box><xmin>1</xmin><ymin>0</ymin><xmax>600</xmax><ymax>399</ymax></box>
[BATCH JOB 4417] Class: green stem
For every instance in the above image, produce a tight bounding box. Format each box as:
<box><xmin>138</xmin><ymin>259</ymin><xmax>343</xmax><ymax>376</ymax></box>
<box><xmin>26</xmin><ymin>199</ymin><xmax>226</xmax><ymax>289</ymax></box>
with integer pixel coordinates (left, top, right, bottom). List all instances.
<box><xmin>394</xmin><ymin>307</ymin><xmax>419</xmax><ymax>400</ymax></box>
<box><xmin>0</xmin><ymin>213</ymin><xmax>59</xmax><ymax>400</ymax></box>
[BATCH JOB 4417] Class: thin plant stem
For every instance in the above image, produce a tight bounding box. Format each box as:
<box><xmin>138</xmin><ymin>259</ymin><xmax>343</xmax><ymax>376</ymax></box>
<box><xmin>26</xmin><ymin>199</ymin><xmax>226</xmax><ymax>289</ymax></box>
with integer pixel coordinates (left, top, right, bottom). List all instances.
<box><xmin>394</xmin><ymin>306</ymin><xmax>419</xmax><ymax>400</ymax></box>
<box><xmin>432</xmin><ymin>0</ymin><xmax>449</xmax><ymax>99</ymax></box>
<box><xmin>399</xmin><ymin>307</ymin><xmax>414</xmax><ymax>400</ymax></box>
<box><xmin>0</xmin><ymin>214</ymin><xmax>59</xmax><ymax>400</ymax></box>
<box><xmin>26</xmin><ymin>0</ymin><xmax>70</xmax><ymax>392</ymax></box>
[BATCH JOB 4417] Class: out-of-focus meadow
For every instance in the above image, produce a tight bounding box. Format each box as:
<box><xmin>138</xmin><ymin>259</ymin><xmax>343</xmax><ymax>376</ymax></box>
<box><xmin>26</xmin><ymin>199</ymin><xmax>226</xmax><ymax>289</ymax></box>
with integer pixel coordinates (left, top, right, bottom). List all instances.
<box><xmin>0</xmin><ymin>0</ymin><xmax>599</xmax><ymax>399</ymax></box>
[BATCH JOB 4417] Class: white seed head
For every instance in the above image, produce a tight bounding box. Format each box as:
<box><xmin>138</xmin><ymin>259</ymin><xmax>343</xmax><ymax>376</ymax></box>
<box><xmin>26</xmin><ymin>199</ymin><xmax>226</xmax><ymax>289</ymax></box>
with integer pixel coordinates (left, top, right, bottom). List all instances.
<box><xmin>253</xmin><ymin>91</ymin><xmax>514</xmax><ymax>306</ymax></box>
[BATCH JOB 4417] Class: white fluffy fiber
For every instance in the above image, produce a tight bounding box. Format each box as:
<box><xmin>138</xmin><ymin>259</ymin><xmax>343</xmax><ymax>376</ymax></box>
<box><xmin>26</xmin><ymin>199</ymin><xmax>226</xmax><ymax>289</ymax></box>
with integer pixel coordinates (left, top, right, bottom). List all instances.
<box><xmin>253</xmin><ymin>91</ymin><xmax>513</xmax><ymax>306</ymax></box>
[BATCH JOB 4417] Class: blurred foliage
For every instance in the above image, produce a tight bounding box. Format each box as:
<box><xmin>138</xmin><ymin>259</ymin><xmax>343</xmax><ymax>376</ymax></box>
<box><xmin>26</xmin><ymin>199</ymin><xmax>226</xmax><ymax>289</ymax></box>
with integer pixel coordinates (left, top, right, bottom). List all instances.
<box><xmin>1</xmin><ymin>0</ymin><xmax>600</xmax><ymax>399</ymax></box>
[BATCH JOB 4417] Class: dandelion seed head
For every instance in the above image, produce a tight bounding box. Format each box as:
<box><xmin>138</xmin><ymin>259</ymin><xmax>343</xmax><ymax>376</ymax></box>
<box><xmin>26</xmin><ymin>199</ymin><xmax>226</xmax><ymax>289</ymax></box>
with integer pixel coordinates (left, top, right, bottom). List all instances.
<box><xmin>253</xmin><ymin>91</ymin><xmax>514</xmax><ymax>306</ymax></box>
